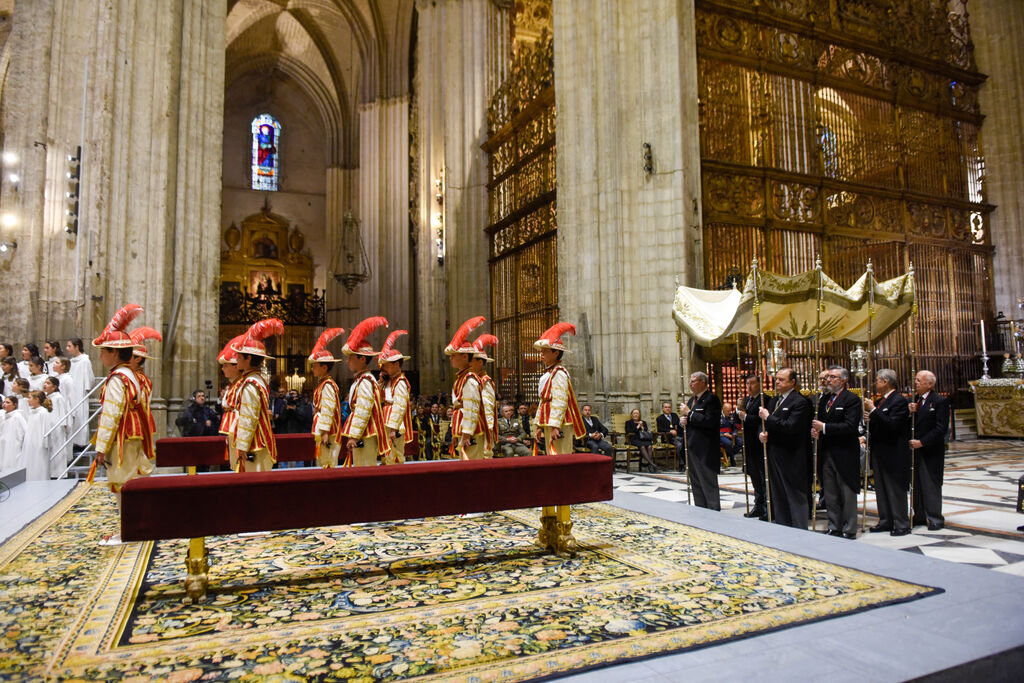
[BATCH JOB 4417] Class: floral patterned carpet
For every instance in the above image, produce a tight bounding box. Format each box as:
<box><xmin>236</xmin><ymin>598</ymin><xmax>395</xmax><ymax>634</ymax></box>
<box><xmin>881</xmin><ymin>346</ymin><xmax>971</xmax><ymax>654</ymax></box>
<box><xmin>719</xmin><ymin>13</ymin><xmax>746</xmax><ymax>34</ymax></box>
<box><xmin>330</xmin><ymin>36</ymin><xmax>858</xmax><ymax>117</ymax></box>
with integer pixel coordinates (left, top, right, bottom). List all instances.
<box><xmin>1</xmin><ymin>483</ymin><xmax>939</xmax><ymax>681</ymax></box>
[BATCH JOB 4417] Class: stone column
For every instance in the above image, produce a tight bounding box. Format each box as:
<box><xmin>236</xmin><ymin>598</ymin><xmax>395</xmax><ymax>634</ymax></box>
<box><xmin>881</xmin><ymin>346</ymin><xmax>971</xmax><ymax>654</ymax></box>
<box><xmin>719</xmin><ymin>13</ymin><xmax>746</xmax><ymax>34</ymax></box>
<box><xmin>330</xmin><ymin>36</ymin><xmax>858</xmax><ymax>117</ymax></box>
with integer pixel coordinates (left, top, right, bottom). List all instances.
<box><xmin>357</xmin><ymin>97</ymin><xmax>411</xmax><ymax>333</ymax></box>
<box><xmin>413</xmin><ymin>0</ymin><xmax>509</xmax><ymax>392</ymax></box>
<box><xmin>553</xmin><ymin>0</ymin><xmax>702</xmax><ymax>417</ymax></box>
<box><xmin>0</xmin><ymin>0</ymin><xmax>225</xmax><ymax>436</ymax></box>
<box><xmin>972</xmin><ymin>1</ymin><xmax>1024</xmax><ymax>315</ymax></box>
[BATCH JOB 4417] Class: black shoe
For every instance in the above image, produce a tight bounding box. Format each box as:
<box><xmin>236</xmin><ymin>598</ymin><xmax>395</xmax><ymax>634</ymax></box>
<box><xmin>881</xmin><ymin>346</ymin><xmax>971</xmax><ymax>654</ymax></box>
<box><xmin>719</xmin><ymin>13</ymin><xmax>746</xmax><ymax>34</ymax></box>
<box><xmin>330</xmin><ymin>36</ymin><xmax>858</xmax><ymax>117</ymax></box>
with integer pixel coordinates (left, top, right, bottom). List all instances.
<box><xmin>826</xmin><ymin>530</ymin><xmax>842</xmax><ymax>537</ymax></box>
<box><xmin>744</xmin><ymin>508</ymin><xmax>765</xmax><ymax>518</ymax></box>
<box><xmin>890</xmin><ymin>528</ymin><xmax>911</xmax><ymax>536</ymax></box>
<box><xmin>869</xmin><ymin>524</ymin><xmax>892</xmax><ymax>533</ymax></box>
<box><xmin>843</xmin><ymin>532</ymin><xmax>857</xmax><ymax>539</ymax></box>
<box><xmin>758</xmin><ymin>515</ymin><xmax>769</xmax><ymax>522</ymax></box>
<box><xmin>912</xmin><ymin>518</ymin><xmax>927</xmax><ymax>527</ymax></box>
<box><xmin>927</xmin><ymin>522</ymin><xmax>944</xmax><ymax>531</ymax></box>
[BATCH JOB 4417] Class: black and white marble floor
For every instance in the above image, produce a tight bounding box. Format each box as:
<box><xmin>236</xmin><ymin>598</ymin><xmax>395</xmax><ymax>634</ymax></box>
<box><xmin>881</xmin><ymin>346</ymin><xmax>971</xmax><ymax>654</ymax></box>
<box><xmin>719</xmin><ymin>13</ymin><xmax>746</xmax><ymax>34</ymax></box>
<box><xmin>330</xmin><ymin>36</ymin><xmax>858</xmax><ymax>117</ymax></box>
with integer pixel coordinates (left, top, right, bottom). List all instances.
<box><xmin>614</xmin><ymin>438</ymin><xmax>1024</xmax><ymax>576</ymax></box>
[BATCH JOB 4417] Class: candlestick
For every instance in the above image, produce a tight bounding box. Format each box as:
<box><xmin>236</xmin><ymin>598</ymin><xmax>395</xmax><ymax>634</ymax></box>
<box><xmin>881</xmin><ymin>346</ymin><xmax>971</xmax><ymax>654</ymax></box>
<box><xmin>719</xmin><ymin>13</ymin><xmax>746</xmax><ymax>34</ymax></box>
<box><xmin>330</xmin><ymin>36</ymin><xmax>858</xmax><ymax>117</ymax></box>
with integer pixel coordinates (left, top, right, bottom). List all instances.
<box><xmin>980</xmin><ymin>319</ymin><xmax>990</xmax><ymax>379</ymax></box>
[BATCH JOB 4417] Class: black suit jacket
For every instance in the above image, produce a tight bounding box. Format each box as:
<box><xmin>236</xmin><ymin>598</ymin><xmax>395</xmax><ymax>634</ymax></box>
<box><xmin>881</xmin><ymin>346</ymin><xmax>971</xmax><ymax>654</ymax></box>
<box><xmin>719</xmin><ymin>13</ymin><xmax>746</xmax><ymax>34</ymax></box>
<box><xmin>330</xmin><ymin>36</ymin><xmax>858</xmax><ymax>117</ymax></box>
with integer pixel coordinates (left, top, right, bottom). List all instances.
<box><xmin>625</xmin><ymin>418</ymin><xmax>651</xmax><ymax>447</ymax></box>
<box><xmin>816</xmin><ymin>388</ymin><xmax>863</xmax><ymax>489</ymax></box>
<box><xmin>868</xmin><ymin>391</ymin><xmax>911</xmax><ymax>488</ymax></box>
<box><xmin>741</xmin><ymin>393</ymin><xmax>770</xmax><ymax>461</ymax></box>
<box><xmin>686</xmin><ymin>391</ymin><xmax>723</xmax><ymax>473</ymax></box>
<box><xmin>913</xmin><ymin>392</ymin><xmax>950</xmax><ymax>484</ymax></box>
<box><xmin>764</xmin><ymin>391</ymin><xmax>813</xmax><ymax>489</ymax></box>
<box><xmin>656</xmin><ymin>412</ymin><xmax>681</xmax><ymax>436</ymax></box>
<box><xmin>519</xmin><ymin>413</ymin><xmax>531</xmax><ymax>435</ymax></box>
<box><xmin>582</xmin><ymin>414</ymin><xmax>609</xmax><ymax>438</ymax></box>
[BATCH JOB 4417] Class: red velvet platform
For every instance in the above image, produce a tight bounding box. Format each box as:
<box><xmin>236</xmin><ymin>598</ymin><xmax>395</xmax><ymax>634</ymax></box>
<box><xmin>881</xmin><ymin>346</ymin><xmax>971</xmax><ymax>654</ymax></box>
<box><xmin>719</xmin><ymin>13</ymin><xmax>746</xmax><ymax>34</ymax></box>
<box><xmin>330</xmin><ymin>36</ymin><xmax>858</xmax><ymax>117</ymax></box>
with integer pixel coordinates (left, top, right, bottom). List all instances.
<box><xmin>157</xmin><ymin>432</ymin><xmax>422</xmax><ymax>466</ymax></box>
<box><xmin>120</xmin><ymin>454</ymin><xmax>612</xmax><ymax>541</ymax></box>
<box><xmin>155</xmin><ymin>434</ymin><xmax>314</xmax><ymax>467</ymax></box>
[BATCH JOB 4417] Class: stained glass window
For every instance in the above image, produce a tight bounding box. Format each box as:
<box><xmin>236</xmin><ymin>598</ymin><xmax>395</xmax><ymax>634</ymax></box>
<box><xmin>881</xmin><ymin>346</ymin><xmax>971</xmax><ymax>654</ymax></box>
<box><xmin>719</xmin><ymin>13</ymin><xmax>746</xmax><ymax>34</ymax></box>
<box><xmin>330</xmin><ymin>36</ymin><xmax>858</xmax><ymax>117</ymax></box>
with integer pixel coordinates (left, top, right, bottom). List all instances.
<box><xmin>251</xmin><ymin>114</ymin><xmax>281</xmax><ymax>191</ymax></box>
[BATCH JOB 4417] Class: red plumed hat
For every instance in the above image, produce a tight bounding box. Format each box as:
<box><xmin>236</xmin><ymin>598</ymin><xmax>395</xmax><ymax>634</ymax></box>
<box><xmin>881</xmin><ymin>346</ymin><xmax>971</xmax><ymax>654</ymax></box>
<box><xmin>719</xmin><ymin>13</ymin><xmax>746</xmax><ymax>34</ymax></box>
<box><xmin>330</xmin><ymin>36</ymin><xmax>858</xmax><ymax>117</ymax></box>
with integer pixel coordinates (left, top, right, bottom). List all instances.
<box><xmin>130</xmin><ymin>326</ymin><xmax>163</xmax><ymax>359</ymax></box>
<box><xmin>218</xmin><ymin>334</ymin><xmax>247</xmax><ymax>365</ymax></box>
<box><xmin>342</xmin><ymin>316</ymin><xmax>388</xmax><ymax>357</ymax></box>
<box><xmin>379</xmin><ymin>329</ymin><xmax>410</xmax><ymax>363</ymax></box>
<box><xmin>231</xmin><ymin>318</ymin><xmax>284</xmax><ymax>358</ymax></box>
<box><xmin>472</xmin><ymin>333</ymin><xmax>498</xmax><ymax>362</ymax></box>
<box><xmin>309</xmin><ymin>327</ymin><xmax>346</xmax><ymax>363</ymax></box>
<box><xmin>92</xmin><ymin>304</ymin><xmax>144</xmax><ymax>349</ymax></box>
<box><xmin>445</xmin><ymin>316</ymin><xmax>485</xmax><ymax>356</ymax></box>
<box><xmin>533</xmin><ymin>322</ymin><xmax>576</xmax><ymax>352</ymax></box>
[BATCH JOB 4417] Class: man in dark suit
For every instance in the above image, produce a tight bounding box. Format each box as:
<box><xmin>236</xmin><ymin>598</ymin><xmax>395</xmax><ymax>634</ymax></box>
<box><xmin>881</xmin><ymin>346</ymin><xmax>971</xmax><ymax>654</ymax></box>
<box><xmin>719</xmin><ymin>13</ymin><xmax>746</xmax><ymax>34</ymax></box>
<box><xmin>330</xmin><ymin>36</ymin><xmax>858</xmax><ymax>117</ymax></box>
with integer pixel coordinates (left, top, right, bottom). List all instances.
<box><xmin>581</xmin><ymin>404</ymin><xmax>613</xmax><ymax>457</ymax></box>
<box><xmin>680</xmin><ymin>371</ymin><xmax>722</xmax><ymax>511</ymax></box>
<box><xmin>864</xmin><ymin>368</ymin><xmax>912</xmax><ymax>536</ymax></box>
<box><xmin>656</xmin><ymin>401</ymin><xmax>683</xmax><ymax>465</ymax></box>
<box><xmin>738</xmin><ymin>374</ymin><xmax>769</xmax><ymax>519</ymax></box>
<box><xmin>811</xmin><ymin>365</ymin><xmax>863</xmax><ymax>538</ymax></box>
<box><xmin>517</xmin><ymin>403</ymin><xmax>532</xmax><ymax>438</ymax></box>
<box><xmin>758</xmin><ymin>367</ymin><xmax>813</xmax><ymax>529</ymax></box>
<box><xmin>910</xmin><ymin>370</ymin><xmax>950</xmax><ymax>530</ymax></box>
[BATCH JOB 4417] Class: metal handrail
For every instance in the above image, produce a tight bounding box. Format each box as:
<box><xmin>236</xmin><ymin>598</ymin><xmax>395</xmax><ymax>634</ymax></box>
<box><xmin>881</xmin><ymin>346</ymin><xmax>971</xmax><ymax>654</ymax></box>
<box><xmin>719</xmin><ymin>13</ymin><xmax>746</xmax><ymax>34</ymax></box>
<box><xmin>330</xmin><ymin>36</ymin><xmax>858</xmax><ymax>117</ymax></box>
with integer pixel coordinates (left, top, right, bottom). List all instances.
<box><xmin>43</xmin><ymin>378</ymin><xmax>103</xmax><ymax>439</ymax></box>
<box><xmin>48</xmin><ymin>403</ymin><xmax>103</xmax><ymax>467</ymax></box>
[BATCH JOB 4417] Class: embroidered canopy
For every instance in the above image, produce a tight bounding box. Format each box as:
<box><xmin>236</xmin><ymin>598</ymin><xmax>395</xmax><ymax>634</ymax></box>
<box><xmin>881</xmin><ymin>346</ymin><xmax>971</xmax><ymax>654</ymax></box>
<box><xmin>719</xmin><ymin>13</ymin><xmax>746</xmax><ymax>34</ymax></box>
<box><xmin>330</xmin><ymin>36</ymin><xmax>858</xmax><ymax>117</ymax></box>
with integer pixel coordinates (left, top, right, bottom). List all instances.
<box><xmin>672</xmin><ymin>267</ymin><xmax>915</xmax><ymax>346</ymax></box>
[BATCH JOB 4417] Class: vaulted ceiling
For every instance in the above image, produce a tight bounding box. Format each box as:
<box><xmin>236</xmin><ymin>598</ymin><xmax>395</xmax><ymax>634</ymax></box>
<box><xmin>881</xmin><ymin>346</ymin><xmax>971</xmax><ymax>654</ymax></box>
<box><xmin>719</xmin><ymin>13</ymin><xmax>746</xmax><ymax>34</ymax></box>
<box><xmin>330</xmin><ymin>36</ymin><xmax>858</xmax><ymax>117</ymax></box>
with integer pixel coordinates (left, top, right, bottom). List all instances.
<box><xmin>225</xmin><ymin>0</ymin><xmax>415</xmax><ymax>166</ymax></box>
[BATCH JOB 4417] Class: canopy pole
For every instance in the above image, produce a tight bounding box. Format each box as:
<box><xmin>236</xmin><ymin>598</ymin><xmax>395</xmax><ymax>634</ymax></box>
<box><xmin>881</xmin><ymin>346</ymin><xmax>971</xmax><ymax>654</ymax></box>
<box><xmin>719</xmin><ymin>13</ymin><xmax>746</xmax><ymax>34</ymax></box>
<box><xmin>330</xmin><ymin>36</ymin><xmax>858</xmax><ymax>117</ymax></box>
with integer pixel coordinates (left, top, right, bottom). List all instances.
<box><xmin>908</xmin><ymin>262</ymin><xmax>918</xmax><ymax>528</ymax></box>
<box><xmin>751</xmin><ymin>257</ymin><xmax>772</xmax><ymax>522</ymax></box>
<box><xmin>811</xmin><ymin>255</ymin><xmax>823</xmax><ymax>532</ymax></box>
<box><xmin>862</xmin><ymin>259</ymin><xmax>876</xmax><ymax>532</ymax></box>
<box><xmin>736</xmin><ymin>332</ymin><xmax>749</xmax><ymax>515</ymax></box>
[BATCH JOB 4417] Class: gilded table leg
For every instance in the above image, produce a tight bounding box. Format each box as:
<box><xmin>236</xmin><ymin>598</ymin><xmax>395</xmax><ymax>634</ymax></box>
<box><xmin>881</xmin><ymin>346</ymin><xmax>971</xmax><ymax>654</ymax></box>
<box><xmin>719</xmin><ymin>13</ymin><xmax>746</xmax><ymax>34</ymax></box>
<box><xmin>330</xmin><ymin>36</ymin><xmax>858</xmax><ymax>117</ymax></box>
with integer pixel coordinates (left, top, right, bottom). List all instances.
<box><xmin>552</xmin><ymin>504</ymin><xmax>578</xmax><ymax>558</ymax></box>
<box><xmin>183</xmin><ymin>536</ymin><xmax>209</xmax><ymax>604</ymax></box>
<box><xmin>538</xmin><ymin>505</ymin><xmax>557</xmax><ymax>549</ymax></box>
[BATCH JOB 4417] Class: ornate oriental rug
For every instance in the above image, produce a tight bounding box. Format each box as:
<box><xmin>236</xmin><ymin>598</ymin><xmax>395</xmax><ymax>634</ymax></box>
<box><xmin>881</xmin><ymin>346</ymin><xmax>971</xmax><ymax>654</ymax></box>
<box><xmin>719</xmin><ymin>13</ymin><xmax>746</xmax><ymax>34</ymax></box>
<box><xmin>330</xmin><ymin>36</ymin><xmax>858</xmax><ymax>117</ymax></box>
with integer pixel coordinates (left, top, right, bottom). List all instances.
<box><xmin>1</xmin><ymin>483</ymin><xmax>939</xmax><ymax>681</ymax></box>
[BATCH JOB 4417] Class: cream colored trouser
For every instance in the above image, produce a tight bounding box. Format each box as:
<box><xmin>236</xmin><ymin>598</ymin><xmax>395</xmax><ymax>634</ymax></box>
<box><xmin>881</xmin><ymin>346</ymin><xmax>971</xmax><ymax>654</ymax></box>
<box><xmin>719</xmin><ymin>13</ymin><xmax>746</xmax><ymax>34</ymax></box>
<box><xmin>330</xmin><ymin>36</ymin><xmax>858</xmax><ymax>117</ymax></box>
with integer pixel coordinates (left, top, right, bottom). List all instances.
<box><xmin>233</xmin><ymin>448</ymin><xmax>274</xmax><ymax>472</ymax></box>
<box><xmin>317</xmin><ymin>439</ymin><xmax>342</xmax><ymax>468</ymax></box>
<box><xmin>351</xmin><ymin>436</ymin><xmax>379</xmax><ymax>467</ymax></box>
<box><xmin>384</xmin><ymin>434</ymin><xmax>406</xmax><ymax>465</ymax></box>
<box><xmin>106</xmin><ymin>440</ymin><xmax>153</xmax><ymax>491</ymax></box>
<box><xmin>459</xmin><ymin>435</ymin><xmax>488</xmax><ymax>460</ymax></box>
<box><xmin>544</xmin><ymin>426</ymin><xmax>574</xmax><ymax>456</ymax></box>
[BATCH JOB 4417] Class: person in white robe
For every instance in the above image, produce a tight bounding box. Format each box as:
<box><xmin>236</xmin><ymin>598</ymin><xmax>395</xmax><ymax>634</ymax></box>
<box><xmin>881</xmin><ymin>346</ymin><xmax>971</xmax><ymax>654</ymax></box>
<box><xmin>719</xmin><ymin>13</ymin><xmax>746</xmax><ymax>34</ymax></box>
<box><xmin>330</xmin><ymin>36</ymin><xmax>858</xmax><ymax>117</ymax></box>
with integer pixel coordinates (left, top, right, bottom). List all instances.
<box><xmin>17</xmin><ymin>344</ymin><xmax>39</xmax><ymax>380</ymax></box>
<box><xmin>0</xmin><ymin>395</ymin><xmax>27</xmax><ymax>472</ymax></box>
<box><xmin>27</xmin><ymin>357</ymin><xmax>47</xmax><ymax>392</ymax></box>
<box><xmin>66</xmin><ymin>339</ymin><xmax>95</xmax><ymax>447</ymax></box>
<box><xmin>13</xmin><ymin>378</ymin><xmax>30</xmax><ymax>417</ymax></box>
<box><xmin>43</xmin><ymin>377</ymin><xmax>70</xmax><ymax>477</ymax></box>
<box><xmin>23</xmin><ymin>391</ymin><xmax>52</xmax><ymax>480</ymax></box>
<box><xmin>52</xmin><ymin>359</ymin><xmax>82</xmax><ymax>447</ymax></box>
<box><xmin>1</xmin><ymin>357</ymin><xmax>18</xmax><ymax>396</ymax></box>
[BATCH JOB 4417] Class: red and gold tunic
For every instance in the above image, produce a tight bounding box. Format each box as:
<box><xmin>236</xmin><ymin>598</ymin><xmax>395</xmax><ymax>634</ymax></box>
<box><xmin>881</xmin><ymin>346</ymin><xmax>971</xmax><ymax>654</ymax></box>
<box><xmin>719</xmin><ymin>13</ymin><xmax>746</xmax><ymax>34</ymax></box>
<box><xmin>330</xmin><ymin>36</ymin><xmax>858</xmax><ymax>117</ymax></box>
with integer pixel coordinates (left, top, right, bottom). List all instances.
<box><xmin>95</xmin><ymin>364</ymin><xmax>144</xmax><ymax>464</ymax></box>
<box><xmin>133</xmin><ymin>369</ymin><xmax>156</xmax><ymax>459</ymax></box>
<box><xmin>341</xmin><ymin>371</ymin><xmax>390</xmax><ymax>454</ymax></box>
<box><xmin>383</xmin><ymin>373</ymin><xmax>414</xmax><ymax>437</ymax></box>
<box><xmin>232</xmin><ymin>370</ymin><xmax>278</xmax><ymax>465</ymax></box>
<box><xmin>478</xmin><ymin>372</ymin><xmax>497</xmax><ymax>444</ymax></box>
<box><xmin>536</xmin><ymin>365</ymin><xmax>586</xmax><ymax>439</ymax></box>
<box><xmin>312</xmin><ymin>376</ymin><xmax>343</xmax><ymax>443</ymax></box>
<box><xmin>218</xmin><ymin>378</ymin><xmax>242</xmax><ymax>436</ymax></box>
<box><xmin>450</xmin><ymin>367</ymin><xmax>491</xmax><ymax>451</ymax></box>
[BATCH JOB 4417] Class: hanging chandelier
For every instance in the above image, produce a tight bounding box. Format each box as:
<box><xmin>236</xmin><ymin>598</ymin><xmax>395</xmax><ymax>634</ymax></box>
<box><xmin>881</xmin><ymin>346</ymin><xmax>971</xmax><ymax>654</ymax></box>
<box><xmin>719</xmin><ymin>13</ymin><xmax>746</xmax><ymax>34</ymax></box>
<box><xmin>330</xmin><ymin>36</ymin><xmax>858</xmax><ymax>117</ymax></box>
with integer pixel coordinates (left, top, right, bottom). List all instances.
<box><xmin>331</xmin><ymin>211</ymin><xmax>371</xmax><ymax>293</ymax></box>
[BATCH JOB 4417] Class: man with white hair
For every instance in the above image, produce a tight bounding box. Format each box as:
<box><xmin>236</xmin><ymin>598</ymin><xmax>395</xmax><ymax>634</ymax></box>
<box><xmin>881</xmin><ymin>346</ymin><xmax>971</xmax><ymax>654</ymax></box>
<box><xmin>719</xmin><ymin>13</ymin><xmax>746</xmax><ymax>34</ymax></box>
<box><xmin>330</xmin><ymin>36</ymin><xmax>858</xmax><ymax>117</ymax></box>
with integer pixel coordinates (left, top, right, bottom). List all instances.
<box><xmin>681</xmin><ymin>371</ymin><xmax>723</xmax><ymax>511</ymax></box>
<box><xmin>864</xmin><ymin>368</ymin><xmax>911</xmax><ymax>536</ymax></box>
<box><xmin>910</xmin><ymin>370</ymin><xmax>950</xmax><ymax>530</ymax></box>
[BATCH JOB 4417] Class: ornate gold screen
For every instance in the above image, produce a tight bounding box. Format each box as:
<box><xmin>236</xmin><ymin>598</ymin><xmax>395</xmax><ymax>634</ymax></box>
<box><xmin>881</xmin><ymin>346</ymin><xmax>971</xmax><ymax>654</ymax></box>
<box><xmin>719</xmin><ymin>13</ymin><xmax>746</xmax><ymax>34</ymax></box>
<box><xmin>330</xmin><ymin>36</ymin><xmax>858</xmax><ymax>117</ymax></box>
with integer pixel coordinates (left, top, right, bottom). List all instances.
<box><xmin>697</xmin><ymin>0</ymin><xmax>992</xmax><ymax>402</ymax></box>
<box><xmin>483</xmin><ymin>32</ymin><xmax>557</xmax><ymax>403</ymax></box>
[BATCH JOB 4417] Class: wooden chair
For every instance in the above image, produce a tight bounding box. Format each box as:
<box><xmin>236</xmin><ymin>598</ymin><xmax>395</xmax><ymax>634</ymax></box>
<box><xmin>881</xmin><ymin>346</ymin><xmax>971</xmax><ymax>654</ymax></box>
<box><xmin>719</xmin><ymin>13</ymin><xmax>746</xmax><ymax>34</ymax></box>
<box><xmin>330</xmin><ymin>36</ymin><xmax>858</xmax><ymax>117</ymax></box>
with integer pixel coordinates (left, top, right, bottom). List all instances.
<box><xmin>650</xmin><ymin>416</ymin><xmax>677</xmax><ymax>470</ymax></box>
<box><xmin>609</xmin><ymin>413</ymin><xmax>636</xmax><ymax>472</ymax></box>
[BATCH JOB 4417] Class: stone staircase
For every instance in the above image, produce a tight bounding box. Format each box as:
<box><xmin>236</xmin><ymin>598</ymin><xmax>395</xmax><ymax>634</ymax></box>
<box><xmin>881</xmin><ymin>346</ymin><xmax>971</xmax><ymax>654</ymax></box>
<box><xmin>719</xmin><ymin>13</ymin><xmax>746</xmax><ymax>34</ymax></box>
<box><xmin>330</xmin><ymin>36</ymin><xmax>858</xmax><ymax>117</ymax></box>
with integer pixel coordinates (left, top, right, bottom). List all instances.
<box><xmin>953</xmin><ymin>408</ymin><xmax>978</xmax><ymax>441</ymax></box>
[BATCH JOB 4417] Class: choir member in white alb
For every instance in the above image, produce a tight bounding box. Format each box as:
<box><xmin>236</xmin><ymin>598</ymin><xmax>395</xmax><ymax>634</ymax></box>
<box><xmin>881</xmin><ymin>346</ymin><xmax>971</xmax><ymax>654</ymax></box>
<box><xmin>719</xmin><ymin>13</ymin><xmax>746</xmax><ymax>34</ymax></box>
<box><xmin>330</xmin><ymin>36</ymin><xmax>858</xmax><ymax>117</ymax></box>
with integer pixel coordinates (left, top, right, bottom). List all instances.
<box><xmin>0</xmin><ymin>395</ymin><xmax>27</xmax><ymax>472</ymax></box>
<box><xmin>23</xmin><ymin>390</ymin><xmax>52</xmax><ymax>480</ymax></box>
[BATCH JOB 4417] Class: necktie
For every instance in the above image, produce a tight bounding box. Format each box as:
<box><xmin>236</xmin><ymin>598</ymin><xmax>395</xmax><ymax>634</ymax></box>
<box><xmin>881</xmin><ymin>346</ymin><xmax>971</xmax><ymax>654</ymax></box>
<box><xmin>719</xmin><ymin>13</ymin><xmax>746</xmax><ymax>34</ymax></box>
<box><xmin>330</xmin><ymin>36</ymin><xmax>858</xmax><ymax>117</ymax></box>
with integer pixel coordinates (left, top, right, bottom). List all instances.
<box><xmin>826</xmin><ymin>394</ymin><xmax>837</xmax><ymax>411</ymax></box>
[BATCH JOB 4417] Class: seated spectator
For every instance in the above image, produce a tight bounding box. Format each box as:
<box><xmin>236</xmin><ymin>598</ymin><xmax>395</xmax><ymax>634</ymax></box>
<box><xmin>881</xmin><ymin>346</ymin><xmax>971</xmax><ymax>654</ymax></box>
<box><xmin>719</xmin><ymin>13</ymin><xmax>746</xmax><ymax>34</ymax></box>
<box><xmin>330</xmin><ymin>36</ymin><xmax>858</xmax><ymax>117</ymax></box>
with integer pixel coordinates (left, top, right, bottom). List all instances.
<box><xmin>517</xmin><ymin>403</ymin><xmax>531</xmax><ymax>436</ymax></box>
<box><xmin>496</xmin><ymin>403</ymin><xmax>531</xmax><ymax>457</ymax></box>
<box><xmin>625</xmin><ymin>408</ymin><xmax>659</xmax><ymax>473</ymax></box>
<box><xmin>719</xmin><ymin>401</ymin><xmax>741</xmax><ymax>466</ymax></box>
<box><xmin>580</xmin><ymin>404</ymin><xmax>613</xmax><ymax>457</ymax></box>
<box><xmin>655</xmin><ymin>401</ymin><xmax>683</xmax><ymax>463</ymax></box>
<box><xmin>176</xmin><ymin>389</ymin><xmax>220</xmax><ymax>437</ymax></box>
